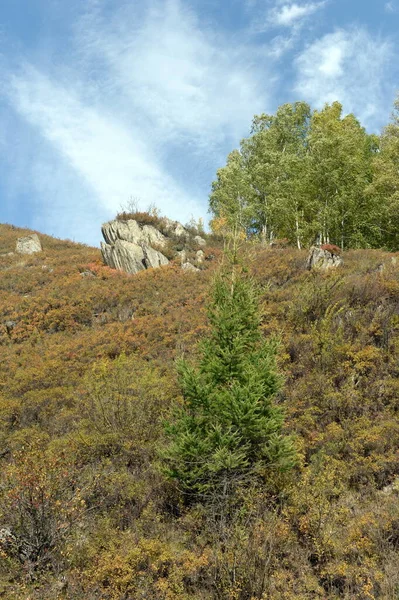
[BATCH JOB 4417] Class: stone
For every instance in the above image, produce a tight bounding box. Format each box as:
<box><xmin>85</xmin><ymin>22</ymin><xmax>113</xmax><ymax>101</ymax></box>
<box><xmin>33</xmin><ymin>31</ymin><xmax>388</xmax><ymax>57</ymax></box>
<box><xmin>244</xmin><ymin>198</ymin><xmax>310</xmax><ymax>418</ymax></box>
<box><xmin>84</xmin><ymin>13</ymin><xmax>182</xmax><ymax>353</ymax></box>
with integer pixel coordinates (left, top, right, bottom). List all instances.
<box><xmin>194</xmin><ymin>235</ymin><xmax>206</xmax><ymax>246</ymax></box>
<box><xmin>101</xmin><ymin>239</ymin><xmax>147</xmax><ymax>275</ymax></box>
<box><xmin>16</xmin><ymin>234</ymin><xmax>42</xmax><ymax>254</ymax></box>
<box><xmin>5</xmin><ymin>321</ymin><xmax>16</xmax><ymax>334</ymax></box>
<box><xmin>143</xmin><ymin>245</ymin><xmax>169</xmax><ymax>269</ymax></box>
<box><xmin>176</xmin><ymin>249</ymin><xmax>187</xmax><ymax>264</ymax></box>
<box><xmin>162</xmin><ymin>218</ymin><xmax>190</xmax><ymax>239</ymax></box>
<box><xmin>196</xmin><ymin>249</ymin><xmax>205</xmax><ymax>264</ymax></box>
<box><xmin>307</xmin><ymin>246</ymin><xmax>343</xmax><ymax>270</ymax></box>
<box><xmin>0</xmin><ymin>528</ymin><xmax>17</xmax><ymax>553</ymax></box>
<box><xmin>101</xmin><ymin>217</ymin><xmax>207</xmax><ymax>275</ymax></box>
<box><xmin>101</xmin><ymin>220</ymin><xmax>167</xmax><ymax>248</ymax></box>
<box><xmin>182</xmin><ymin>262</ymin><xmax>200</xmax><ymax>273</ymax></box>
<box><xmin>80</xmin><ymin>270</ymin><xmax>96</xmax><ymax>278</ymax></box>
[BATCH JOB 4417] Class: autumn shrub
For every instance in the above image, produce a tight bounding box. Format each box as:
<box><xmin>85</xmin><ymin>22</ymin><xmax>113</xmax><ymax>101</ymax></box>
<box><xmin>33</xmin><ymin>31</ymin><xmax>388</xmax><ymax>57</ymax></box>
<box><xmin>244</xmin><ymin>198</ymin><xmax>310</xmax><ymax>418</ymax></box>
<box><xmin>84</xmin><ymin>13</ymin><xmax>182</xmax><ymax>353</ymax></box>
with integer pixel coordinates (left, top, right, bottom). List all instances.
<box><xmin>1</xmin><ymin>224</ymin><xmax>399</xmax><ymax>598</ymax></box>
<box><xmin>76</xmin><ymin>525</ymin><xmax>211</xmax><ymax>600</ymax></box>
<box><xmin>0</xmin><ymin>443</ymin><xmax>85</xmax><ymax>575</ymax></box>
<box><xmin>321</xmin><ymin>243</ymin><xmax>342</xmax><ymax>255</ymax></box>
<box><xmin>115</xmin><ymin>210</ymin><xmax>166</xmax><ymax>231</ymax></box>
<box><xmin>270</xmin><ymin>238</ymin><xmax>290</xmax><ymax>248</ymax></box>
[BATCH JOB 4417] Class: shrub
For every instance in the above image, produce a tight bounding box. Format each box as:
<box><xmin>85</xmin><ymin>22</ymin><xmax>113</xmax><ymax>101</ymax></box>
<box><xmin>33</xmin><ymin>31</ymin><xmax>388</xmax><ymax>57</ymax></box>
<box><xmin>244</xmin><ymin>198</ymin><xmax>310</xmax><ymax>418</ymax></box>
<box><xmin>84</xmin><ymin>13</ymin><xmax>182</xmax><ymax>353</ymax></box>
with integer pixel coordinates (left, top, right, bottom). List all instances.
<box><xmin>116</xmin><ymin>211</ymin><xmax>166</xmax><ymax>231</ymax></box>
<box><xmin>321</xmin><ymin>243</ymin><xmax>342</xmax><ymax>256</ymax></box>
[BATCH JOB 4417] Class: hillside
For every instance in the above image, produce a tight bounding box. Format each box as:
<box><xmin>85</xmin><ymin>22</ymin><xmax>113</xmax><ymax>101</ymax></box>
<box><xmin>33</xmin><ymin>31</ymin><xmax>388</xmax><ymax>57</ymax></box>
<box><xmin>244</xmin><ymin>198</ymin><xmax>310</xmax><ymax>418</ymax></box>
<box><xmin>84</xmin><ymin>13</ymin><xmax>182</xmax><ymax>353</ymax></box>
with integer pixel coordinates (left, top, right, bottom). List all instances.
<box><xmin>1</xmin><ymin>223</ymin><xmax>399</xmax><ymax>599</ymax></box>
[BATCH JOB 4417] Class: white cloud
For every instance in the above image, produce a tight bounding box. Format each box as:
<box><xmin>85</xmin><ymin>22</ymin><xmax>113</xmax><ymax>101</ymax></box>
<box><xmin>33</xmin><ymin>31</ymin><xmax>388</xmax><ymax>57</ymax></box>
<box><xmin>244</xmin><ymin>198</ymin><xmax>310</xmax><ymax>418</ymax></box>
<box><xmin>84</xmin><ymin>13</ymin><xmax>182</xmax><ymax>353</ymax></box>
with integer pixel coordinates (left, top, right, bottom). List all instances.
<box><xmin>8</xmin><ymin>67</ymin><xmax>195</xmax><ymax>216</ymax></box>
<box><xmin>385</xmin><ymin>2</ymin><xmax>396</xmax><ymax>13</ymax></box>
<box><xmin>271</xmin><ymin>2</ymin><xmax>326</xmax><ymax>27</ymax></box>
<box><xmin>294</xmin><ymin>28</ymin><xmax>394</xmax><ymax>129</ymax></box>
<box><xmin>1</xmin><ymin>0</ymin><xmax>272</xmax><ymax>244</ymax></box>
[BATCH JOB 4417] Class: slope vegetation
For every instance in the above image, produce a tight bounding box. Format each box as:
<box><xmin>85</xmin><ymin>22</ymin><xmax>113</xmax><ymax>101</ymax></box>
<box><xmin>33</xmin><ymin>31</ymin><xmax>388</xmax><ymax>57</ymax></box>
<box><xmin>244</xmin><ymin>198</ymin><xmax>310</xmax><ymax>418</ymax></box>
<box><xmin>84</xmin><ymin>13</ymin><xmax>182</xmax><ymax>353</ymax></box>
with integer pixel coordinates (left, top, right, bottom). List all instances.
<box><xmin>0</xmin><ymin>223</ymin><xmax>399</xmax><ymax>599</ymax></box>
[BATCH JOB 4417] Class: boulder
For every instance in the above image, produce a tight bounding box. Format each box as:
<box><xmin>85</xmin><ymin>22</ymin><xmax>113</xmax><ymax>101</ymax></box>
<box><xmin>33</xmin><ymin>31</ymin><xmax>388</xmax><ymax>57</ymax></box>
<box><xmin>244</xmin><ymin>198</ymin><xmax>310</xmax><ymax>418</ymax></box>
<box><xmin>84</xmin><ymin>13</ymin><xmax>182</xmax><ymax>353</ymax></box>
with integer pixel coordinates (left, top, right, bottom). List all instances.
<box><xmin>194</xmin><ymin>235</ymin><xmax>206</xmax><ymax>246</ymax></box>
<box><xmin>0</xmin><ymin>528</ymin><xmax>17</xmax><ymax>554</ymax></box>
<box><xmin>143</xmin><ymin>245</ymin><xmax>169</xmax><ymax>269</ymax></box>
<box><xmin>101</xmin><ymin>220</ymin><xmax>167</xmax><ymax>248</ymax></box>
<box><xmin>307</xmin><ymin>246</ymin><xmax>343</xmax><ymax>270</ymax></box>
<box><xmin>101</xmin><ymin>217</ymin><xmax>207</xmax><ymax>275</ymax></box>
<box><xmin>196</xmin><ymin>249</ymin><xmax>205</xmax><ymax>264</ymax></box>
<box><xmin>4</xmin><ymin>321</ymin><xmax>16</xmax><ymax>335</ymax></box>
<box><xmin>16</xmin><ymin>234</ymin><xmax>42</xmax><ymax>254</ymax></box>
<box><xmin>182</xmin><ymin>262</ymin><xmax>200</xmax><ymax>273</ymax></box>
<box><xmin>176</xmin><ymin>249</ymin><xmax>187</xmax><ymax>265</ymax></box>
<box><xmin>101</xmin><ymin>239</ymin><xmax>147</xmax><ymax>274</ymax></box>
<box><xmin>101</xmin><ymin>221</ymin><xmax>170</xmax><ymax>275</ymax></box>
<box><xmin>162</xmin><ymin>218</ymin><xmax>190</xmax><ymax>239</ymax></box>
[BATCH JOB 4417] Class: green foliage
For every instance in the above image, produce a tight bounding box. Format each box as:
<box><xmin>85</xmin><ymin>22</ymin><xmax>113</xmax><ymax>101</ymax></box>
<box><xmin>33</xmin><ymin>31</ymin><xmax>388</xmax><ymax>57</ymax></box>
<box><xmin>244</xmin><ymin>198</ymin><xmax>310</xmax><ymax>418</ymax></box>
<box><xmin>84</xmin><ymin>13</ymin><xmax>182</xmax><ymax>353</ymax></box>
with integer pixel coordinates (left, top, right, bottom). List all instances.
<box><xmin>366</xmin><ymin>96</ymin><xmax>399</xmax><ymax>250</ymax></box>
<box><xmin>162</xmin><ymin>255</ymin><xmax>295</xmax><ymax>498</ymax></box>
<box><xmin>210</xmin><ymin>98</ymin><xmax>397</xmax><ymax>251</ymax></box>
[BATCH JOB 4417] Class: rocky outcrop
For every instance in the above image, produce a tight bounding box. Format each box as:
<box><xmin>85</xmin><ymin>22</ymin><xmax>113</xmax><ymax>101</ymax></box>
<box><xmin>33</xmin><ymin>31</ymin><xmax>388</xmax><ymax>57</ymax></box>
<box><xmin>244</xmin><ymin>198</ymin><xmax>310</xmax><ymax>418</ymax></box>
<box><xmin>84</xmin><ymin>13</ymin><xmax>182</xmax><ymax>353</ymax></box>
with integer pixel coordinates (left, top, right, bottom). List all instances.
<box><xmin>101</xmin><ymin>218</ymin><xmax>205</xmax><ymax>275</ymax></box>
<box><xmin>307</xmin><ymin>246</ymin><xmax>343</xmax><ymax>270</ymax></box>
<box><xmin>16</xmin><ymin>234</ymin><xmax>42</xmax><ymax>254</ymax></box>
<box><xmin>194</xmin><ymin>235</ymin><xmax>206</xmax><ymax>247</ymax></box>
<box><xmin>102</xmin><ymin>220</ymin><xmax>167</xmax><ymax>249</ymax></box>
<box><xmin>101</xmin><ymin>236</ymin><xmax>169</xmax><ymax>275</ymax></box>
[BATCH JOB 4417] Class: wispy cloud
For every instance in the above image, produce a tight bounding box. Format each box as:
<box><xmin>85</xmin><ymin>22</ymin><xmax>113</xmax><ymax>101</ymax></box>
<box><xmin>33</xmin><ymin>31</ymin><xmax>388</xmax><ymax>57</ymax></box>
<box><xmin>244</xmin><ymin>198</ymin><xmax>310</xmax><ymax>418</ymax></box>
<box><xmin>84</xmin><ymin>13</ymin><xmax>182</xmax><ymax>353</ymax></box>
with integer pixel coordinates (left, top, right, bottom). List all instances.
<box><xmin>294</xmin><ymin>28</ymin><xmax>395</xmax><ymax>130</ymax></box>
<box><xmin>1</xmin><ymin>0</ymin><xmax>272</xmax><ymax>244</ymax></box>
<box><xmin>1</xmin><ymin>0</ymin><xmax>397</xmax><ymax>244</ymax></box>
<box><xmin>8</xmin><ymin>66</ymin><xmax>196</xmax><ymax>215</ymax></box>
<box><xmin>385</xmin><ymin>2</ymin><xmax>396</xmax><ymax>13</ymax></box>
<box><xmin>270</xmin><ymin>2</ymin><xmax>326</xmax><ymax>27</ymax></box>
<box><xmin>248</xmin><ymin>1</ymin><xmax>327</xmax><ymax>47</ymax></box>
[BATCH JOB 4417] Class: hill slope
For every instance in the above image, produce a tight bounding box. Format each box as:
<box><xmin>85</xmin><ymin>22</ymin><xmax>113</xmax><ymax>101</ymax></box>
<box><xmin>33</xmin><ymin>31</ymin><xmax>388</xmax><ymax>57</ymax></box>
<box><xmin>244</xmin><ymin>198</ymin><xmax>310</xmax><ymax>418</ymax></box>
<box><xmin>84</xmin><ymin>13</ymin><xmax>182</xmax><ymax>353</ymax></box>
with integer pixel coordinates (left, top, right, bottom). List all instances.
<box><xmin>1</xmin><ymin>223</ymin><xmax>399</xmax><ymax>599</ymax></box>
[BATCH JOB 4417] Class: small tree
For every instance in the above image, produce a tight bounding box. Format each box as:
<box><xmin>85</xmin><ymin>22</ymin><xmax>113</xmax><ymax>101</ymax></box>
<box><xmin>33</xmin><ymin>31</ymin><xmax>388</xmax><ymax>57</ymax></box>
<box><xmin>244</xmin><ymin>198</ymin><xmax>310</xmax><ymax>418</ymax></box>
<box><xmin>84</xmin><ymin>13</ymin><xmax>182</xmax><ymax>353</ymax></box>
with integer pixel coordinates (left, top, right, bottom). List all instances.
<box><xmin>162</xmin><ymin>234</ymin><xmax>295</xmax><ymax>502</ymax></box>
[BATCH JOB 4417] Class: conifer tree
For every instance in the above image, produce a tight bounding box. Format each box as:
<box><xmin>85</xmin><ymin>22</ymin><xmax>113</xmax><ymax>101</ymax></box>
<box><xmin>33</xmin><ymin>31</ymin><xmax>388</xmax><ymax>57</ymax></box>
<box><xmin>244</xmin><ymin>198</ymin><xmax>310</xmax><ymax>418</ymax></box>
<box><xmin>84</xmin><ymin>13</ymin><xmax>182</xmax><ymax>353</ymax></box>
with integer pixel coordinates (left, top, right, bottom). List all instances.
<box><xmin>163</xmin><ymin>234</ymin><xmax>295</xmax><ymax>500</ymax></box>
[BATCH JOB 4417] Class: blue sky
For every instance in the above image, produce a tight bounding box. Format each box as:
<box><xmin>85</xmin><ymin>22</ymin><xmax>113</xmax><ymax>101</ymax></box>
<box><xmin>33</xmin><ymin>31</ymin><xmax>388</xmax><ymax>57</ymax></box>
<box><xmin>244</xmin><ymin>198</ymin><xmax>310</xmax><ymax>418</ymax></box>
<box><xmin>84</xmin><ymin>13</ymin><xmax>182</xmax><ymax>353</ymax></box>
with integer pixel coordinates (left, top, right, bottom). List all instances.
<box><xmin>0</xmin><ymin>0</ymin><xmax>398</xmax><ymax>246</ymax></box>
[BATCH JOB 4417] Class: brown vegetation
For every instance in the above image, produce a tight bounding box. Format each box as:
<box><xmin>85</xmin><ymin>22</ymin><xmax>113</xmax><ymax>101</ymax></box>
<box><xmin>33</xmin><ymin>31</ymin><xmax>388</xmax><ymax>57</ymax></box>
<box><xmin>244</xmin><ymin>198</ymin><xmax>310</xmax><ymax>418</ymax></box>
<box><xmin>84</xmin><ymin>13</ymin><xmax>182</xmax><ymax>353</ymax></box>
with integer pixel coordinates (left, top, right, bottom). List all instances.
<box><xmin>321</xmin><ymin>243</ymin><xmax>342</xmax><ymax>255</ymax></box>
<box><xmin>1</xmin><ymin>223</ymin><xmax>399</xmax><ymax>598</ymax></box>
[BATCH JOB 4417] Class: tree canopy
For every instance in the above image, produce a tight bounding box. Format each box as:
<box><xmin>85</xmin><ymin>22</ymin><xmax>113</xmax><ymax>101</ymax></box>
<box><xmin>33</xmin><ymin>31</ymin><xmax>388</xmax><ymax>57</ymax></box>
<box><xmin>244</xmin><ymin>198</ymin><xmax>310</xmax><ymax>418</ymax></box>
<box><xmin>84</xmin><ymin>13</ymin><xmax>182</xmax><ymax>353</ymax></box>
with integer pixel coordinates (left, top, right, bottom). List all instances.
<box><xmin>162</xmin><ymin>239</ymin><xmax>295</xmax><ymax>500</ymax></box>
<box><xmin>210</xmin><ymin>97</ymin><xmax>398</xmax><ymax>251</ymax></box>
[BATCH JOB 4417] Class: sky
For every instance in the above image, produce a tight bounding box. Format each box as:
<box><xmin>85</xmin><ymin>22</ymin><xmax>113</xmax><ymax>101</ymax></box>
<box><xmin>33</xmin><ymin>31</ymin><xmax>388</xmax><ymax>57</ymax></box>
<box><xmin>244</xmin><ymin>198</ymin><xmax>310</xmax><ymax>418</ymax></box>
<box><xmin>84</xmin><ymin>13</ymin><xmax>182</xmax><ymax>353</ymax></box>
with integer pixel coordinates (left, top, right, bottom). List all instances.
<box><xmin>0</xmin><ymin>0</ymin><xmax>398</xmax><ymax>246</ymax></box>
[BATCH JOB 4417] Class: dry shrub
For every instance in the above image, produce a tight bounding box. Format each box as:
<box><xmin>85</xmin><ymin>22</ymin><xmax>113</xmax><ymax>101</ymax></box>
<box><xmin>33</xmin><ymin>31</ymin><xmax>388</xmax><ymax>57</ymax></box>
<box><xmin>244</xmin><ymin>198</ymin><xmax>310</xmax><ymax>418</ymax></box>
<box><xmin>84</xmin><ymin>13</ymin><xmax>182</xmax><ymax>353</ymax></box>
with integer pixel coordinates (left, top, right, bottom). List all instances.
<box><xmin>320</xmin><ymin>243</ymin><xmax>342</xmax><ymax>255</ymax></box>
<box><xmin>115</xmin><ymin>211</ymin><xmax>166</xmax><ymax>231</ymax></box>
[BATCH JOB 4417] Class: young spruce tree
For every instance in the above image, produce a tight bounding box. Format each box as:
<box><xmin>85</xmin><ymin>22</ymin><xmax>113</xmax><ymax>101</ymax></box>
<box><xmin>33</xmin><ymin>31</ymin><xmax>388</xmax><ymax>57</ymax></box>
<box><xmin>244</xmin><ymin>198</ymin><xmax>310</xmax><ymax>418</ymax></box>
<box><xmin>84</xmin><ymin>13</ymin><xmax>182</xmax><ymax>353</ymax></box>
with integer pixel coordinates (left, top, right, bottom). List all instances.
<box><xmin>163</xmin><ymin>232</ymin><xmax>295</xmax><ymax>501</ymax></box>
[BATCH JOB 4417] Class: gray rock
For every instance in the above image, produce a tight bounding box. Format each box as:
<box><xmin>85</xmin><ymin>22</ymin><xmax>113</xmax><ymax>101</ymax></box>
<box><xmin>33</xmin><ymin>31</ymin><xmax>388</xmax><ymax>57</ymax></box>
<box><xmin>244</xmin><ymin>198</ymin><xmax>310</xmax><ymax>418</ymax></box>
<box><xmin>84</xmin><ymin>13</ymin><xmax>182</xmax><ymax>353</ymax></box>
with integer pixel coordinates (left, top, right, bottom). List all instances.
<box><xmin>0</xmin><ymin>527</ymin><xmax>17</xmax><ymax>552</ymax></box>
<box><xmin>80</xmin><ymin>270</ymin><xmax>96</xmax><ymax>278</ymax></box>
<box><xmin>176</xmin><ymin>249</ymin><xmax>187</xmax><ymax>264</ymax></box>
<box><xmin>100</xmin><ymin>217</ymin><xmax>208</xmax><ymax>275</ymax></box>
<box><xmin>5</xmin><ymin>321</ymin><xmax>16</xmax><ymax>334</ymax></box>
<box><xmin>16</xmin><ymin>234</ymin><xmax>42</xmax><ymax>254</ymax></box>
<box><xmin>196</xmin><ymin>249</ymin><xmax>205</xmax><ymax>264</ymax></box>
<box><xmin>307</xmin><ymin>246</ymin><xmax>343</xmax><ymax>270</ymax></box>
<box><xmin>182</xmin><ymin>262</ymin><xmax>200</xmax><ymax>273</ymax></box>
<box><xmin>143</xmin><ymin>245</ymin><xmax>169</xmax><ymax>269</ymax></box>
<box><xmin>194</xmin><ymin>235</ymin><xmax>206</xmax><ymax>246</ymax></box>
<box><xmin>162</xmin><ymin>218</ymin><xmax>190</xmax><ymax>239</ymax></box>
<box><xmin>141</xmin><ymin>224</ymin><xmax>168</xmax><ymax>247</ymax></box>
<box><xmin>101</xmin><ymin>220</ymin><xmax>167</xmax><ymax>248</ymax></box>
<box><xmin>101</xmin><ymin>239</ymin><xmax>146</xmax><ymax>275</ymax></box>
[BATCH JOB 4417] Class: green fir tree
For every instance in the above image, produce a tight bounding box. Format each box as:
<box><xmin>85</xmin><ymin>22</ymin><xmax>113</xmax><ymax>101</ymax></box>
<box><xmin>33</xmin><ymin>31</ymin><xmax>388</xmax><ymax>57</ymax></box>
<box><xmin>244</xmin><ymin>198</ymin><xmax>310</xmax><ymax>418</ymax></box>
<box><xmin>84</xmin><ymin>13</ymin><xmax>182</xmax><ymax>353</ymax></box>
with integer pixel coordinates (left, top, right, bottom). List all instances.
<box><xmin>163</xmin><ymin>241</ymin><xmax>295</xmax><ymax>500</ymax></box>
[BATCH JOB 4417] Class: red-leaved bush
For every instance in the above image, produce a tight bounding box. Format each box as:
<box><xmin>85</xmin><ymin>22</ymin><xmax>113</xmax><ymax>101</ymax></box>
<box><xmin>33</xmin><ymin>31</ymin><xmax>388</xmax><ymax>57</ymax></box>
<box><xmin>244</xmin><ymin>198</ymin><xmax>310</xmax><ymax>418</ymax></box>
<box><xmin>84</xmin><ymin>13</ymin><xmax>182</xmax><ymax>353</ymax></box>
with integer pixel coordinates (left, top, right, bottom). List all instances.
<box><xmin>320</xmin><ymin>243</ymin><xmax>341</xmax><ymax>255</ymax></box>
